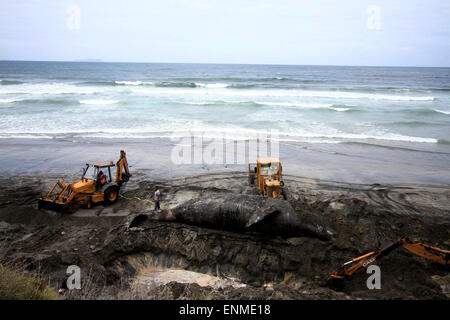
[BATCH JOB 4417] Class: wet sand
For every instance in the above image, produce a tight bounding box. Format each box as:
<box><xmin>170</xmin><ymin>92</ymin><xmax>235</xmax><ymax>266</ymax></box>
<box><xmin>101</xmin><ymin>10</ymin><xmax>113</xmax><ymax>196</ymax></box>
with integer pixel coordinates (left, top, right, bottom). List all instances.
<box><xmin>1</xmin><ymin>137</ymin><xmax>449</xmax><ymax>185</ymax></box>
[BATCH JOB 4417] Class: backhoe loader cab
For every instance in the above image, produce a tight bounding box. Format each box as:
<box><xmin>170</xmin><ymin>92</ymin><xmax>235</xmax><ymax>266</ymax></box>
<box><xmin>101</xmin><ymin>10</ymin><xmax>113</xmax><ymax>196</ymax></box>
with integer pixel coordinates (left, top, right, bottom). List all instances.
<box><xmin>249</xmin><ymin>158</ymin><xmax>284</xmax><ymax>199</ymax></box>
<box><xmin>38</xmin><ymin>150</ymin><xmax>131</xmax><ymax>212</ymax></box>
<box><xmin>82</xmin><ymin>162</ymin><xmax>114</xmax><ymax>189</ymax></box>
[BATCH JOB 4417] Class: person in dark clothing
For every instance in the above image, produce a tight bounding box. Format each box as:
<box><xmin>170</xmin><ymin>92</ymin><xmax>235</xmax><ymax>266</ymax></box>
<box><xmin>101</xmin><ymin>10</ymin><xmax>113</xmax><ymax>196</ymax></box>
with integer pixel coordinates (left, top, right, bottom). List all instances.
<box><xmin>97</xmin><ymin>170</ymin><xmax>106</xmax><ymax>189</ymax></box>
<box><xmin>154</xmin><ymin>186</ymin><xmax>161</xmax><ymax>211</ymax></box>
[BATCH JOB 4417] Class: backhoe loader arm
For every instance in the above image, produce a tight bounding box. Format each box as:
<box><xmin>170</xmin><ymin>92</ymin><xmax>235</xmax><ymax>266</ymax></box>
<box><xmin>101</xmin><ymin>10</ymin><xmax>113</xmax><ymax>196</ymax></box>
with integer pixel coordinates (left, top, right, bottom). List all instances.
<box><xmin>330</xmin><ymin>240</ymin><xmax>401</xmax><ymax>279</ymax></box>
<box><xmin>400</xmin><ymin>237</ymin><xmax>449</xmax><ymax>265</ymax></box>
<box><xmin>46</xmin><ymin>178</ymin><xmax>65</xmax><ymax>198</ymax></box>
<box><xmin>330</xmin><ymin>237</ymin><xmax>449</xmax><ymax>280</ymax></box>
<box><xmin>115</xmin><ymin>150</ymin><xmax>131</xmax><ymax>186</ymax></box>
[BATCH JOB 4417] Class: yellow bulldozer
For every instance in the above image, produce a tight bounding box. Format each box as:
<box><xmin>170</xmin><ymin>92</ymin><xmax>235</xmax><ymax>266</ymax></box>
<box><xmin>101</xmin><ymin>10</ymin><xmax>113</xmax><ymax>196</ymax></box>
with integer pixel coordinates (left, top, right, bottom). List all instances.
<box><xmin>248</xmin><ymin>158</ymin><xmax>284</xmax><ymax>199</ymax></box>
<box><xmin>38</xmin><ymin>150</ymin><xmax>131</xmax><ymax>212</ymax></box>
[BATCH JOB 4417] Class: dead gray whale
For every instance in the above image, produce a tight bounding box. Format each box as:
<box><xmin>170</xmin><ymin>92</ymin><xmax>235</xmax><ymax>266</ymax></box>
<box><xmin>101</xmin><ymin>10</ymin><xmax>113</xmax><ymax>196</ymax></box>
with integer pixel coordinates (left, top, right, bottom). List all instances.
<box><xmin>127</xmin><ymin>194</ymin><xmax>333</xmax><ymax>240</ymax></box>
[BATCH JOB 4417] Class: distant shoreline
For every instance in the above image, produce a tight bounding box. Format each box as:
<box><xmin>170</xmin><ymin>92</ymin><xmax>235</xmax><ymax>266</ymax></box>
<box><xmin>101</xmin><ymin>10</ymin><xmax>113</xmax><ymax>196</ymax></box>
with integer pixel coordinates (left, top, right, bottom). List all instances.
<box><xmin>72</xmin><ymin>59</ymin><xmax>103</xmax><ymax>62</ymax></box>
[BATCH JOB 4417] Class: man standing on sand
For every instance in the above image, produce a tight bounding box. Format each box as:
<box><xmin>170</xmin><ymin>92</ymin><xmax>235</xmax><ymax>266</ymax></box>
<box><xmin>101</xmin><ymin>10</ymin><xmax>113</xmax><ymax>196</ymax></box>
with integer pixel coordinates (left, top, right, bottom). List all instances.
<box><xmin>154</xmin><ymin>186</ymin><xmax>161</xmax><ymax>211</ymax></box>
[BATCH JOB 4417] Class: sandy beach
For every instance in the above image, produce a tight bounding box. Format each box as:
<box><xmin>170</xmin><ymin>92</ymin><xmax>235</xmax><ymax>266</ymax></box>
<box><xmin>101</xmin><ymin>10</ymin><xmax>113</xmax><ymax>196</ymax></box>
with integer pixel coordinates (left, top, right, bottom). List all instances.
<box><xmin>1</xmin><ymin>137</ymin><xmax>449</xmax><ymax>184</ymax></box>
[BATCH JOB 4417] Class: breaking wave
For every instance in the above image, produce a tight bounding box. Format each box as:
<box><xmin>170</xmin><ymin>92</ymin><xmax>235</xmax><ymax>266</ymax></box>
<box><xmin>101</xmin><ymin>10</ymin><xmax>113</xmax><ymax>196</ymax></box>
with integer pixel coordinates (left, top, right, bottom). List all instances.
<box><xmin>178</xmin><ymin>100</ymin><xmax>360</xmax><ymax>112</ymax></box>
<box><xmin>79</xmin><ymin>99</ymin><xmax>119</xmax><ymax>105</ymax></box>
<box><xmin>130</xmin><ymin>87</ymin><xmax>435</xmax><ymax>101</ymax></box>
<box><xmin>0</xmin><ymin>98</ymin><xmax>22</xmax><ymax>103</ymax></box>
<box><xmin>434</xmin><ymin>109</ymin><xmax>450</xmax><ymax>115</ymax></box>
<box><xmin>0</xmin><ymin>128</ymin><xmax>438</xmax><ymax>144</ymax></box>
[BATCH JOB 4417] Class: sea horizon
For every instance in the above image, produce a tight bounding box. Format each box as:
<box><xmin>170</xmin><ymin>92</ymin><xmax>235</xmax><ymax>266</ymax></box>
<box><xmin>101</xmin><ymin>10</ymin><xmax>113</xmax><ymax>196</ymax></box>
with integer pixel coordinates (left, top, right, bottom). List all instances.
<box><xmin>1</xmin><ymin>59</ymin><xmax>449</xmax><ymax>69</ymax></box>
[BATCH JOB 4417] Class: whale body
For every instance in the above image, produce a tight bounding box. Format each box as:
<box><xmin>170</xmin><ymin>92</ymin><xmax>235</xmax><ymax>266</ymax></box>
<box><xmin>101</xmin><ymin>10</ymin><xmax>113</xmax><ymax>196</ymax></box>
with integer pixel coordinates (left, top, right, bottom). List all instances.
<box><xmin>127</xmin><ymin>194</ymin><xmax>333</xmax><ymax>241</ymax></box>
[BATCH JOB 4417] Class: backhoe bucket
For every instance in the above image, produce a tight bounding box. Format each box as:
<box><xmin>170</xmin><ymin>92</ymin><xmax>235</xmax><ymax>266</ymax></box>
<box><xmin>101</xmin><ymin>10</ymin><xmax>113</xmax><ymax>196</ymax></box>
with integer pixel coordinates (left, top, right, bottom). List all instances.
<box><xmin>38</xmin><ymin>199</ymin><xmax>69</xmax><ymax>213</ymax></box>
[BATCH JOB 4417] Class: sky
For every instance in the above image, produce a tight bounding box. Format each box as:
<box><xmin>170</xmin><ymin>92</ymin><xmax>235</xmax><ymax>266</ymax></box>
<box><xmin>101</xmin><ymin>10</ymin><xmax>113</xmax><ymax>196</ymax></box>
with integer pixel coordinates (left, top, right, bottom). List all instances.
<box><xmin>0</xmin><ymin>0</ymin><xmax>449</xmax><ymax>67</ymax></box>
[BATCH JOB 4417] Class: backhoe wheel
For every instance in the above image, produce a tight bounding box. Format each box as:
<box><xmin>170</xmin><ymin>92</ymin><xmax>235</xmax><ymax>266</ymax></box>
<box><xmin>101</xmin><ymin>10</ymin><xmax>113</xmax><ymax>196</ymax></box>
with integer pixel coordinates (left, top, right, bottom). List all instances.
<box><xmin>83</xmin><ymin>198</ymin><xmax>92</xmax><ymax>209</ymax></box>
<box><xmin>104</xmin><ymin>186</ymin><xmax>119</xmax><ymax>205</ymax></box>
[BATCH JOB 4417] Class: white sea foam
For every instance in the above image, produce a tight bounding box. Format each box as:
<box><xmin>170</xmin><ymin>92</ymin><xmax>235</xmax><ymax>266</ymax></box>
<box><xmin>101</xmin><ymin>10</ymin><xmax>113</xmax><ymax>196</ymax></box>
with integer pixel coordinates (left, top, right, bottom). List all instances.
<box><xmin>0</xmin><ymin>124</ymin><xmax>437</xmax><ymax>144</ymax></box>
<box><xmin>184</xmin><ymin>100</ymin><xmax>334</xmax><ymax>108</ymax></box>
<box><xmin>331</xmin><ymin>107</ymin><xmax>351</xmax><ymax>112</ymax></box>
<box><xmin>256</xmin><ymin>101</ymin><xmax>333</xmax><ymax>108</ymax></box>
<box><xmin>336</xmin><ymin>133</ymin><xmax>435</xmax><ymax>143</ymax></box>
<box><xmin>434</xmin><ymin>109</ymin><xmax>450</xmax><ymax>115</ymax></box>
<box><xmin>0</xmin><ymin>133</ymin><xmax>55</xmax><ymax>139</ymax></box>
<box><xmin>0</xmin><ymin>98</ymin><xmax>20</xmax><ymax>103</ymax></box>
<box><xmin>0</xmin><ymin>82</ymin><xmax>435</xmax><ymax>102</ymax></box>
<box><xmin>223</xmin><ymin>100</ymin><xmax>247</xmax><ymax>104</ymax></box>
<box><xmin>79</xmin><ymin>99</ymin><xmax>119</xmax><ymax>105</ymax></box>
<box><xmin>195</xmin><ymin>83</ymin><xmax>229</xmax><ymax>88</ymax></box>
<box><xmin>0</xmin><ymin>83</ymin><xmax>105</xmax><ymax>95</ymax></box>
<box><xmin>115</xmin><ymin>81</ymin><xmax>145</xmax><ymax>86</ymax></box>
<box><xmin>279</xmin><ymin>131</ymin><xmax>437</xmax><ymax>143</ymax></box>
<box><xmin>130</xmin><ymin>87</ymin><xmax>434</xmax><ymax>101</ymax></box>
<box><xmin>184</xmin><ymin>101</ymin><xmax>212</xmax><ymax>105</ymax></box>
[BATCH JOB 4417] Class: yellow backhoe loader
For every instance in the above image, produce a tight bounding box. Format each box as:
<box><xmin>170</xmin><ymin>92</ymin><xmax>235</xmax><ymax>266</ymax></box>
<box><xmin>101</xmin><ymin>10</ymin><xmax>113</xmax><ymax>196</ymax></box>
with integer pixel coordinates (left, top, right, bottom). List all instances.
<box><xmin>248</xmin><ymin>158</ymin><xmax>284</xmax><ymax>199</ymax></box>
<box><xmin>38</xmin><ymin>150</ymin><xmax>131</xmax><ymax>212</ymax></box>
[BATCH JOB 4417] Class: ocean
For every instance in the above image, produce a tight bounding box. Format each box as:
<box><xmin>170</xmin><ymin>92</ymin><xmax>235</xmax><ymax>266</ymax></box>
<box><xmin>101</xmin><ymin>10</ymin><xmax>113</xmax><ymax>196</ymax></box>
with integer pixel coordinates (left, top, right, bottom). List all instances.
<box><xmin>0</xmin><ymin>61</ymin><xmax>449</xmax><ymax>184</ymax></box>
<box><xmin>0</xmin><ymin>61</ymin><xmax>449</xmax><ymax>144</ymax></box>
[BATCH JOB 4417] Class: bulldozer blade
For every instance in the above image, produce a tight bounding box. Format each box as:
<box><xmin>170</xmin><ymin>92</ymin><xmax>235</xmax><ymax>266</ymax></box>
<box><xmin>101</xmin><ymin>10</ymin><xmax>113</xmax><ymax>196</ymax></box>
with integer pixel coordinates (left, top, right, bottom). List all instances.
<box><xmin>38</xmin><ymin>199</ymin><xmax>70</xmax><ymax>213</ymax></box>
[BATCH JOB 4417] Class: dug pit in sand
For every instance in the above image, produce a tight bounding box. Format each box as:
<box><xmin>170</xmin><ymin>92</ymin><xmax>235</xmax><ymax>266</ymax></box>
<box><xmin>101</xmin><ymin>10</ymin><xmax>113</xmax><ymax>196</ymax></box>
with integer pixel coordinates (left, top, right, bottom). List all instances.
<box><xmin>127</xmin><ymin>194</ymin><xmax>334</xmax><ymax>240</ymax></box>
<box><xmin>133</xmin><ymin>268</ymin><xmax>247</xmax><ymax>291</ymax></box>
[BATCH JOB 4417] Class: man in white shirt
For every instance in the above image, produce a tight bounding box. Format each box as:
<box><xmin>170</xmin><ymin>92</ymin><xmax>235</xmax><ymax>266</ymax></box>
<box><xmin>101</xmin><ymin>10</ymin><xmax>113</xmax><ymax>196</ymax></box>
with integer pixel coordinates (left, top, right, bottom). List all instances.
<box><xmin>154</xmin><ymin>186</ymin><xmax>161</xmax><ymax>211</ymax></box>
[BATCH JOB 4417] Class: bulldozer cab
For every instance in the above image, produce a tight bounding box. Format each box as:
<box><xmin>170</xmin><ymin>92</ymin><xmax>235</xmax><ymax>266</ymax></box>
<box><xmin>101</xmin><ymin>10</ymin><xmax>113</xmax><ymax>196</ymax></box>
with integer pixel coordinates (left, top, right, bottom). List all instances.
<box><xmin>249</xmin><ymin>158</ymin><xmax>284</xmax><ymax>199</ymax></box>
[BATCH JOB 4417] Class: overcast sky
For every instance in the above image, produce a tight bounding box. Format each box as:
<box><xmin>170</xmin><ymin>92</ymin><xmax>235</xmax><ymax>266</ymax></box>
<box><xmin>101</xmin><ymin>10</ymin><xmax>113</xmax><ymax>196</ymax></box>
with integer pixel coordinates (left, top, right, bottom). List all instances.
<box><xmin>0</xmin><ymin>0</ymin><xmax>449</xmax><ymax>66</ymax></box>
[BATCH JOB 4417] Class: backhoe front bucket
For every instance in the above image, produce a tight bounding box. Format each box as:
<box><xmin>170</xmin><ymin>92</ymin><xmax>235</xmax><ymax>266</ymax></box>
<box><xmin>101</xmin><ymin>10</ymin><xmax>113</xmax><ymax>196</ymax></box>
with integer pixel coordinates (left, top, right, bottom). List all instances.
<box><xmin>38</xmin><ymin>199</ymin><xmax>69</xmax><ymax>213</ymax></box>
